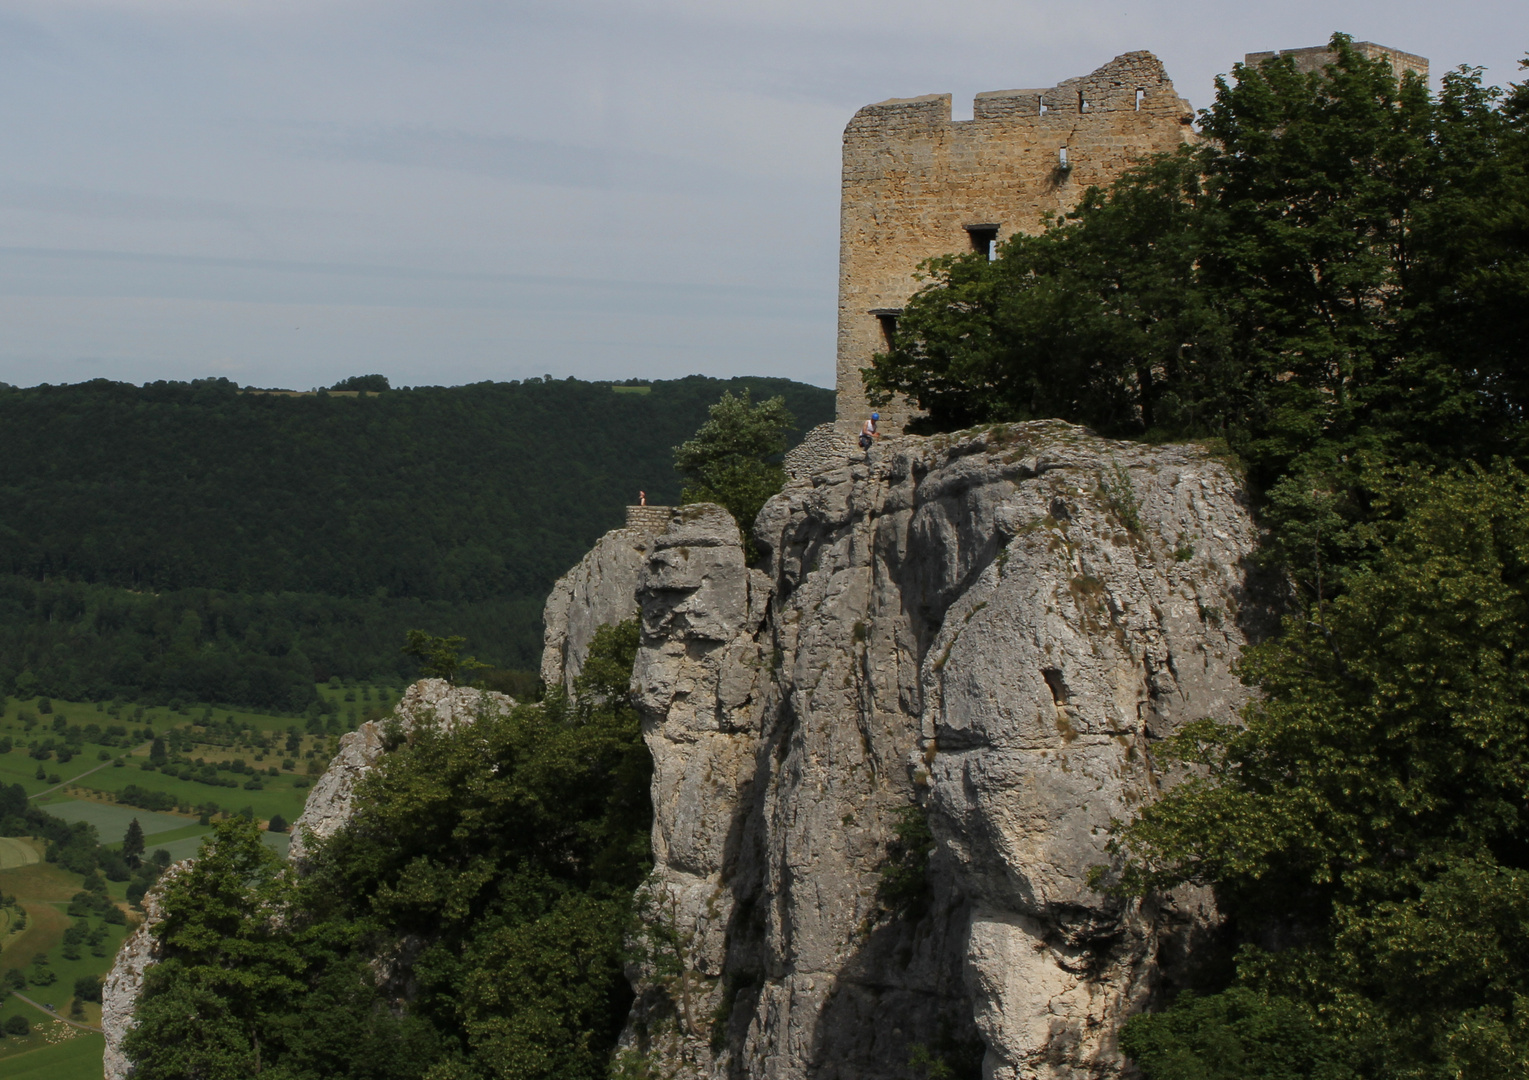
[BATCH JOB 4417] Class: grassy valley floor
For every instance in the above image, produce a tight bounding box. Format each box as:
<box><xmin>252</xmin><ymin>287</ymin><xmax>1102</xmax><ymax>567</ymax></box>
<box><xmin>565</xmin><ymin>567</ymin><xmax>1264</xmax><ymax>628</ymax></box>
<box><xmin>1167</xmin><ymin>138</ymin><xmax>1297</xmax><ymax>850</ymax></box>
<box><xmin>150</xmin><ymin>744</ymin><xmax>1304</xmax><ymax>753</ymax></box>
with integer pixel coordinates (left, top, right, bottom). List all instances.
<box><xmin>0</xmin><ymin>682</ymin><xmax>399</xmax><ymax>1077</ymax></box>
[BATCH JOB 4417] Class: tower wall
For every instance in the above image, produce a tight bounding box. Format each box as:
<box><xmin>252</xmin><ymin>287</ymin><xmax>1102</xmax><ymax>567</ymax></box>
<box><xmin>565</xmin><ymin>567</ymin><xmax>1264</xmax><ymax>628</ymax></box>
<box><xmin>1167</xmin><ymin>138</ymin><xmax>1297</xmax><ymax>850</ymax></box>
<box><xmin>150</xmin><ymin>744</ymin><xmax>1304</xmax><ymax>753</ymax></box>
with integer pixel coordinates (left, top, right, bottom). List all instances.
<box><xmin>834</xmin><ymin>51</ymin><xmax>1195</xmax><ymax>430</ymax></box>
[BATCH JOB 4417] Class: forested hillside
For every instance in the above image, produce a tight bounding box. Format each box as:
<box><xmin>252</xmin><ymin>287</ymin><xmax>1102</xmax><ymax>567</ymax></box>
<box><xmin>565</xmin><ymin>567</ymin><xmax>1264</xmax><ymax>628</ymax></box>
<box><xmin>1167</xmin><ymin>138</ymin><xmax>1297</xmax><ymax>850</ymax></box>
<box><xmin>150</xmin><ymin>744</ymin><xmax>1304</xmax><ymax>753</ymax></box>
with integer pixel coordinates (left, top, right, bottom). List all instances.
<box><xmin>0</xmin><ymin>375</ymin><xmax>833</xmax><ymax>711</ymax></box>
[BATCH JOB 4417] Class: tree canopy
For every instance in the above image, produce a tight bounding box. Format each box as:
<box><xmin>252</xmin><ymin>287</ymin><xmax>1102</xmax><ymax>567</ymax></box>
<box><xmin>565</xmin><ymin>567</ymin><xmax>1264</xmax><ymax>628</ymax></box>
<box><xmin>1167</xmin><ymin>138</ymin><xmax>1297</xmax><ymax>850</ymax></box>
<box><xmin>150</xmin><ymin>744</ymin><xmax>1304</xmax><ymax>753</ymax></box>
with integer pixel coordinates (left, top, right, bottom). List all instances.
<box><xmin>673</xmin><ymin>390</ymin><xmax>796</xmax><ymax>551</ymax></box>
<box><xmin>124</xmin><ymin>620</ymin><xmax>652</xmax><ymax>1080</ymax></box>
<box><xmin>0</xmin><ymin>375</ymin><xmax>830</xmax><ymax>709</ymax></box>
<box><xmin>868</xmin><ymin>37</ymin><xmax>1529</xmax><ymax>597</ymax></box>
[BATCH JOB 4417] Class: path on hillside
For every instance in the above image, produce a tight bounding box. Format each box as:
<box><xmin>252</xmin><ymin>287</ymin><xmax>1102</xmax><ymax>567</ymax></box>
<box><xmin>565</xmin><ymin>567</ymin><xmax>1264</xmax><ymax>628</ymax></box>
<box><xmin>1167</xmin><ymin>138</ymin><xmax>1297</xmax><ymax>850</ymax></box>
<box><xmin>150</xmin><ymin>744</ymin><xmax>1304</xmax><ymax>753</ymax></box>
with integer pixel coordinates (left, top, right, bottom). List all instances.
<box><xmin>29</xmin><ymin>742</ymin><xmax>153</xmax><ymax>801</ymax></box>
<box><xmin>8</xmin><ymin>991</ymin><xmax>104</xmax><ymax>1032</ymax></box>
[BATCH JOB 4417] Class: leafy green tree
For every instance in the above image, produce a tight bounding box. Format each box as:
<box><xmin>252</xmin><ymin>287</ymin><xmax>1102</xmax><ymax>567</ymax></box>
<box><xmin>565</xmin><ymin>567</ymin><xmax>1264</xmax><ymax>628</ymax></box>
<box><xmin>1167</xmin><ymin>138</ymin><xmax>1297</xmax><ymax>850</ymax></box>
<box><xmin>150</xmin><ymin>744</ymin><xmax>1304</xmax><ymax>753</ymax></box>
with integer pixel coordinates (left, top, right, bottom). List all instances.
<box><xmin>402</xmin><ymin>630</ymin><xmax>483</xmax><ymax>684</ymax></box>
<box><xmin>123</xmin><ymin>817</ymin><xmax>145</xmax><ymax>869</ymax></box>
<box><xmin>124</xmin><ymin>817</ymin><xmax>303</xmax><ymax>1079</ymax></box>
<box><xmin>673</xmin><ymin>390</ymin><xmax>795</xmax><ymax>551</ymax></box>
<box><xmin>1110</xmin><ymin>464</ymin><xmax>1529</xmax><ymax>1078</ymax></box>
<box><xmin>329</xmin><ymin>374</ymin><xmax>390</xmax><ymax>392</ymax></box>
<box><xmin>867</xmin><ymin>37</ymin><xmax>1529</xmax><ymax>598</ymax></box>
<box><xmin>128</xmin><ymin>620</ymin><xmax>652</xmax><ymax>1080</ymax></box>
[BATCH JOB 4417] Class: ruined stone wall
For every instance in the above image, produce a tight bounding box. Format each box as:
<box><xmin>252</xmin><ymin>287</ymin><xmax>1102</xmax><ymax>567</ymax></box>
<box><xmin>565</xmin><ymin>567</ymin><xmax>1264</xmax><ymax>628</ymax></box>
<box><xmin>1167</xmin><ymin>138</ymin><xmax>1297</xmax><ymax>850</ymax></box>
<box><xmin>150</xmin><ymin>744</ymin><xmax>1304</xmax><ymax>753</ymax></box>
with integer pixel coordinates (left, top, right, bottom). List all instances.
<box><xmin>1245</xmin><ymin>41</ymin><xmax>1427</xmax><ymax>80</ymax></box>
<box><xmin>835</xmin><ymin>51</ymin><xmax>1194</xmax><ymax>432</ymax></box>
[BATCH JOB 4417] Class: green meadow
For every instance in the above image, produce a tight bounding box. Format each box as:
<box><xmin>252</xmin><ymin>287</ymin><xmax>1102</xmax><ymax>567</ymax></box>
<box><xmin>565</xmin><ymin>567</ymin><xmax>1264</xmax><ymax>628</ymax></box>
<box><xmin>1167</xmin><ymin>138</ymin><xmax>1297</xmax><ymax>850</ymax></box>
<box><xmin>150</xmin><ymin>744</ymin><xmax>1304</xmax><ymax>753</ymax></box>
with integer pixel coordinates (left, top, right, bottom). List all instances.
<box><xmin>0</xmin><ymin>838</ymin><xmax>129</xmax><ymax>1070</ymax></box>
<box><xmin>1</xmin><ymin>682</ymin><xmax>403</xmax><ymax>830</ymax></box>
<box><xmin>0</xmin><ymin>682</ymin><xmax>407</xmax><ymax>1077</ymax></box>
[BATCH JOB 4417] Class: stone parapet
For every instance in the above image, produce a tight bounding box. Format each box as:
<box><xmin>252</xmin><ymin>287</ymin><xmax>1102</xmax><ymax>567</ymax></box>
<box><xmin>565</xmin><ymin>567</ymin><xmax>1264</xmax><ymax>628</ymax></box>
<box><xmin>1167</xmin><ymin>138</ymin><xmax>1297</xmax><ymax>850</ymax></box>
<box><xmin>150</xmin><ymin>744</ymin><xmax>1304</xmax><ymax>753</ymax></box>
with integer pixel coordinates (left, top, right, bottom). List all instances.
<box><xmin>783</xmin><ymin>423</ymin><xmax>854</xmax><ymax>479</ymax></box>
<box><xmin>1246</xmin><ymin>41</ymin><xmax>1427</xmax><ymax>81</ymax></box>
<box><xmin>625</xmin><ymin>505</ymin><xmax>674</xmax><ymax>533</ymax></box>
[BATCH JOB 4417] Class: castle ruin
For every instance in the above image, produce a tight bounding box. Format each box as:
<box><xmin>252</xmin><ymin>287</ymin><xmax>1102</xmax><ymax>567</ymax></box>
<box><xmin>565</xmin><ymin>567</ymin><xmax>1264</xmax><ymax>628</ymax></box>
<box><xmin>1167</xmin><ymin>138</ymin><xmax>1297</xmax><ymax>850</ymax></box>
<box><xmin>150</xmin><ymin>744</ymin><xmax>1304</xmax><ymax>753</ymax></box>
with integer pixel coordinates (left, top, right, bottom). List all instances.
<box><xmin>833</xmin><ymin>42</ymin><xmax>1427</xmax><ymax>432</ymax></box>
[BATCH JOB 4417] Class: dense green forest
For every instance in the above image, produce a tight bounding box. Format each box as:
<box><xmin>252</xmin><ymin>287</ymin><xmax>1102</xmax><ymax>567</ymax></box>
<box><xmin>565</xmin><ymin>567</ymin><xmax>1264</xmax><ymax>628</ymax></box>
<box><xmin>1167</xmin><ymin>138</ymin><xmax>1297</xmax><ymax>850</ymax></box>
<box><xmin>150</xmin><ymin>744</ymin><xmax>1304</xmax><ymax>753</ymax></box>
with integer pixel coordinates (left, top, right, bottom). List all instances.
<box><xmin>0</xmin><ymin>375</ymin><xmax>833</xmax><ymax>711</ymax></box>
<box><xmin>873</xmin><ymin>37</ymin><xmax>1529</xmax><ymax>1080</ymax></box>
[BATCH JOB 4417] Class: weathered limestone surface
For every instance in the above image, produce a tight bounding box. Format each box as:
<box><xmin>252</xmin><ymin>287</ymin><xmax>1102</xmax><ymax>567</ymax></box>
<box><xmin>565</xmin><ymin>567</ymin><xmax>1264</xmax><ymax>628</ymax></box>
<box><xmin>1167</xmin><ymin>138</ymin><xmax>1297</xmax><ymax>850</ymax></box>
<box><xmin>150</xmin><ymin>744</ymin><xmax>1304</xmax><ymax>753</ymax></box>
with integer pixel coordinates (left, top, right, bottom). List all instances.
<box><xmin>598</xmin><ymin>421</ymin><xmax>1261</xmax><ymax>1079</ymax></box>
<box><xmin>102</xmin><ymin>863</ymin><xmax>190</xmax><ymax>1080</ymax></box>
<box><xmin>835</xmin><ymin>53</ymin><xmax>1195</xmax><ymax>431</ymax></box>
<box><xmin>289</xmin><ymin>678</ymin><xmax>513</xmax><ymax>862</ymax></box>
<box><xmin>541</xmin><ymin>519</ymin><xmax>672</xmax><ymax>695</ymax></box>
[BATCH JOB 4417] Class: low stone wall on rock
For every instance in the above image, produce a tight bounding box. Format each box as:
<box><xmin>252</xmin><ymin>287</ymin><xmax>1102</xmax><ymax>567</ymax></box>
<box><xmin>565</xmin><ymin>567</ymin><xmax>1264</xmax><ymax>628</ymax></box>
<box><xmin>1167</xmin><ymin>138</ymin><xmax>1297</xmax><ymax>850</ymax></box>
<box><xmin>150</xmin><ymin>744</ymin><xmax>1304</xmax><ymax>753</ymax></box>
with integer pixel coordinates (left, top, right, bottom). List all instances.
<box><xmin>625</xmin><ymin>504</ymin><xmax>674</xmax><ymax>532</ymax></box>
<box><xmin>783</xmin><ymin>422</ymin><xmax>855</xmax><ymax>478</ymax></box>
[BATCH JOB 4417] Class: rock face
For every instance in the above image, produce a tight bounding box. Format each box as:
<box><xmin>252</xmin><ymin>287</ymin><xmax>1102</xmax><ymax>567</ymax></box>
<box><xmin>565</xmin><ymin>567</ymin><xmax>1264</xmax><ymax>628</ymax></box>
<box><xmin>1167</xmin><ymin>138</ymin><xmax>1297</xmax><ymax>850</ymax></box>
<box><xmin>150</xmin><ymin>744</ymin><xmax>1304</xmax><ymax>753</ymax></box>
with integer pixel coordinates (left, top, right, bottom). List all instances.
<box><xmin>288</xmin><ymin>678</ymin><xmax>513</xmax><ymax>862</ymax></box>
<box><xmin>541</xmin><ymin>520</ymin><xmax>671</xmax><ymax>695</ymax></box>
<box><xmin>103</xmin><ymin>863</ymin><xmax>190</xmax><ymax>1080</ymax></box>
<box><xmin>543</xmin><ymin>421</ymin><xmax>1260</xmax><ymax>1079</ymax></box>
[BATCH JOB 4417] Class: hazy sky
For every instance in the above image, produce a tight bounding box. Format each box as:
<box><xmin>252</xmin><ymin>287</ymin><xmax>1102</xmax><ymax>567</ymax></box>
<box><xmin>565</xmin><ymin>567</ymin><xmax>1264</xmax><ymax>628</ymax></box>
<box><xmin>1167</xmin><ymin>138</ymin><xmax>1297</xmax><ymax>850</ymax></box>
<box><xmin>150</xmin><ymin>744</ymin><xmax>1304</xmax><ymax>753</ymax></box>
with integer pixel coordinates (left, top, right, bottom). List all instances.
<box><xmin>1</xmin><ymin>1</ymin><xmax>1523</xmax><ymax>391</ymax></box>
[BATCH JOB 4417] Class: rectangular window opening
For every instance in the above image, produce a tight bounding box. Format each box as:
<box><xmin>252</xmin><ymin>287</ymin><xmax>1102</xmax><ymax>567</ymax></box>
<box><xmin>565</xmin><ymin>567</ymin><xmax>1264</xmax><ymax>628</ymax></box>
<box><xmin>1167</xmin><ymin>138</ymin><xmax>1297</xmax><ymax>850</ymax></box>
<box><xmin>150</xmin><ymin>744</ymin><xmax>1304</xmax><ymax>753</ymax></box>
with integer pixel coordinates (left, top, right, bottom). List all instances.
<box><xmin>869</xmin><ymin>309</ymin><xmax>902</xmax><ymax>349</ymax></box>
<box><xmin>1135</xmin><ymin>88</ymin><xmax>1145</xmax><ymax>111</ymax></box>
<box><xmin>1078</xmin><ymin>91</ymin><xmax>1088</xmax><ymax>113</ymax></box>
<box><xmin>965</xmin><ymin>224</ymin><xmax>1000</xmax><ymax>260</ymax></box>
<box><xmin>1058</xmin><ymin>146</ymin><xmax>1069</xmax><ymax>169</ymax></box>
<box><xmin>1038</xmin><ymin>96</ymin><xmax>1048</xmax><ymax>116</ymax></box>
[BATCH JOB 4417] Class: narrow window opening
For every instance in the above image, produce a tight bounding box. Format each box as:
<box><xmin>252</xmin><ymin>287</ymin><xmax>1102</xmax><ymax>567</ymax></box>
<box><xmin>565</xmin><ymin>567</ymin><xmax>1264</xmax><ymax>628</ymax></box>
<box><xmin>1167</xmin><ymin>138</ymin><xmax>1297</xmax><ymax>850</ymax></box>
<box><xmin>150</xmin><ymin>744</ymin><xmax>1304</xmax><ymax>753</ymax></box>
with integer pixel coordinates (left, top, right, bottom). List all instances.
<box><xmin>965</xmin><ymin>224</ymin><xmax>999</xmax><ymax>261</ymax></box>
<box><xmin>1135</xmin><ymin>88</ymin><xmax>1145</xmax><ymax>111</ymax></box>
<box><xmin>1038</xmin><ymin>96</ymin><xmax>1048</xmax><ymax>116</ymax></box>
<box><xmin>869</xmin><ymin>308</ymin><xmax>901</xmax><ymax>349</ymax></box>
<box><xmin>1078</xmin><ymin>91</ymin><xmax>1088</xmax><ymax>113</ymax></box>
<box><xmin>1058</xmin><ymin>146</ymin><xmax>1070</xmax><ymax>170</ymax></box>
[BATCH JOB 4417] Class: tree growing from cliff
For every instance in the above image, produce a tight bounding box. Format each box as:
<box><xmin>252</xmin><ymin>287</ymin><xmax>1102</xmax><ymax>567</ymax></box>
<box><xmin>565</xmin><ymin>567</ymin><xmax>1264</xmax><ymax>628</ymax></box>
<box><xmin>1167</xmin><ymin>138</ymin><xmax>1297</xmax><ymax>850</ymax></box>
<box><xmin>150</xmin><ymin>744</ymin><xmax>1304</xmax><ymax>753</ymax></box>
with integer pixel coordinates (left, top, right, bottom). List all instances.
<box><xmin>1109</xmin><ymin>463</ymin><xmax>1529</xmax><ymax>1079</ymax></box>
<box><xmin>401</xmin><ymin>629</ymin><xmax>484</xmax><ymax>684</ymax></box>
<box><xmin>673</xmin><ymin>390</ymin><xmax>795</xmax><ymax>554</ymax></box>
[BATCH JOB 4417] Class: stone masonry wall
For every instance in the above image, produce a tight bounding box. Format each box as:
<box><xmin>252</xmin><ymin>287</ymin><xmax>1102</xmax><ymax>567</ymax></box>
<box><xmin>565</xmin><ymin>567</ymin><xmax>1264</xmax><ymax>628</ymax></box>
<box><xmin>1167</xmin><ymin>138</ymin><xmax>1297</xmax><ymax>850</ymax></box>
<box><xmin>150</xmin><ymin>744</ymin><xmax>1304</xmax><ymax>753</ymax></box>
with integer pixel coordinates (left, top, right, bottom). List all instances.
<box><xmin>835</xmin><ymin>51</ymin><xmax>1194</xmax><ymax>432</ymax></box>
<box><xmin>1245</xmin><ymin>41</ymin><xmax>1427</xmax><ymax>80</ymax></box>
<box><xmin>627</xmin><ymin>505</ymin><xmax>675</xmax><ymax>532</ymax></box>
<box><xmin>783</xmin><ymin>422</ymin><xmax>855</xmax><ymax>479</ymax></box>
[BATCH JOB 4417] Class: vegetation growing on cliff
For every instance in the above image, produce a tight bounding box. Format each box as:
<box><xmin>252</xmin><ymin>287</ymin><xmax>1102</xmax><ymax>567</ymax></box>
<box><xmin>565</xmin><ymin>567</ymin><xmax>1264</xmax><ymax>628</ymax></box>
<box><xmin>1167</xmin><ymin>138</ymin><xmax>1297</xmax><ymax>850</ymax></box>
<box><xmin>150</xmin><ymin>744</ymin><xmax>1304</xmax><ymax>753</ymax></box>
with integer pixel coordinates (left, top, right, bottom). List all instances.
<box><xmin>673</xmin><ymin>389</ymin><xmax>796</xmax><ymax>553</ymax></box>
<box><xmin>124</xmin><ymin>620</ymin><xmax>651</xmax><ymax>1080</ymax></box>
<box><xmin>868</xmin><ymin>33</ymin><xmax>1529</xmax><ymax>1080</ymax></box>
<box><xmin>1115</xmin><ymin>464</ymin><xmax>1529</xmax><ymax>1078</ymax></box>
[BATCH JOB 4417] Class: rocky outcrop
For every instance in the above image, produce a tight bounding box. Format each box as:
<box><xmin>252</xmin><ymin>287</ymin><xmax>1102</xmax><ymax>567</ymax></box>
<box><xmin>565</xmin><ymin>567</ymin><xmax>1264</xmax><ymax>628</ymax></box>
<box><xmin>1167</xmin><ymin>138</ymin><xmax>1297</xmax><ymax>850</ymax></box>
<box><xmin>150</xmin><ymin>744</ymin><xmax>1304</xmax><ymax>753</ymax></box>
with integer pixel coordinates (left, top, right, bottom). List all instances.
<box><xmin>103</xmin><ymin>863</ymin><xmax>190</xmax><ymax>1080</ymax></box>
<box><xmin>546</xmin><ymin>421</ymin><xmax>1261</xmax><ymax>1079</ymax></box>
<box><xmin>103</xmin><ymin>678</ymin><xmax>515</xmax><ymax>1077</ymax></box>
<box><xmin>541</xmin><ymin>520</ymin><xmax>672</xmax><ymax>695</ymax></box>
<box><xmin>288</xmin><ymin>678</ymin><xmax>514</xmax><ymax>862</ymax></box>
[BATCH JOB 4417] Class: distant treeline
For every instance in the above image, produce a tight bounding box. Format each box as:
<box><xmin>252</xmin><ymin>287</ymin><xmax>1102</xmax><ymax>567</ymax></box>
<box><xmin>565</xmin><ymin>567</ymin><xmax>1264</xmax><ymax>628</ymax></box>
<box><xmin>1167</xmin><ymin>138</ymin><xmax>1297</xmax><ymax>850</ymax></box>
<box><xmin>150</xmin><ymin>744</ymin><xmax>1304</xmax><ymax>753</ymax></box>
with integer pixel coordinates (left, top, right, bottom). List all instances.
<box><xmin>0</xmin><ymin>374</ymin><xmax>833</xmax><ymax>710</ymax></box>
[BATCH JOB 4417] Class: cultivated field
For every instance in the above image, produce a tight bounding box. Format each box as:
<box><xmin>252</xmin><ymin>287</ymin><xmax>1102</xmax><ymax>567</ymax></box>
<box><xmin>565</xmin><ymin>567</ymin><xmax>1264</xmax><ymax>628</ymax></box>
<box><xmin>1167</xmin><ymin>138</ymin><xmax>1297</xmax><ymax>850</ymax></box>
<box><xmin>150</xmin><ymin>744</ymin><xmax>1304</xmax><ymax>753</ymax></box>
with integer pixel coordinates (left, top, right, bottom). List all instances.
<box><xmin>0</xmin><ymin>681</ymin><xmax>406</xmax><ymax>1077</ymax></box>
<box><xmin>0</xmin><ymin>839</ymin><xmax>130</xmax><ymax>1069</ymax></box>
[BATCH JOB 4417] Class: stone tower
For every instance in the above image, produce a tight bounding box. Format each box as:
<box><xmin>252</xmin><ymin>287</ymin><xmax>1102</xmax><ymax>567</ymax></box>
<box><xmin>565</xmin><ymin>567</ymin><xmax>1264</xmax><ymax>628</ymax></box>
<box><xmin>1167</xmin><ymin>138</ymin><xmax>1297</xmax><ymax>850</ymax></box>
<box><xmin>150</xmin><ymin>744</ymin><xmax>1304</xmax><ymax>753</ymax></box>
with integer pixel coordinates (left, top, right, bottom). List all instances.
<box><xmin>834</xmin><ymin>51</ymin><xmax>1196</xmax><ymax>431</ymax></box>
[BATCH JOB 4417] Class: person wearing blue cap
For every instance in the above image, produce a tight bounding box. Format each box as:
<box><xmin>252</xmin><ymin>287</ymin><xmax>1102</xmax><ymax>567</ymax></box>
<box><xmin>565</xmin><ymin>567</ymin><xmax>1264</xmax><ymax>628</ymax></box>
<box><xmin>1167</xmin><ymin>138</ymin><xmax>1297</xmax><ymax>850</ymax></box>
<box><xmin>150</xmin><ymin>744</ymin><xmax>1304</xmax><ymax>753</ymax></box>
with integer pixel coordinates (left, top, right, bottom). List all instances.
<box><xmin>859</xmin><ymin>412</ymin><xmax>880</xmax><ymax>452</ymax></box>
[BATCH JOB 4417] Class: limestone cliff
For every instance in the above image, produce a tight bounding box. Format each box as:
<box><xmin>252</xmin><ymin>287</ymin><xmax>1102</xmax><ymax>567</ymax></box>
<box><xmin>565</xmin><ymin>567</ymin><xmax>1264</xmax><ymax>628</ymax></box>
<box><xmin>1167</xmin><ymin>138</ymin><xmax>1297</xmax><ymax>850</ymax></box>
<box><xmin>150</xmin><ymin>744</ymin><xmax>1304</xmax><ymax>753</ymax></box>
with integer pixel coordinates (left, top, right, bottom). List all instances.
<box><xmin>541</xmin><ymin>521</ymin><xmax>668</xmax><ymax>695</ymax></box>
<box><xmin>102</xmin><ymin>862</ymin><xmax>190</xmax><ymax>1080</ymax></box>
<box><xmin>544</xmin><ymin>420</ymin><xmax>1260</xmax><ymax>1079</ymax></box>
